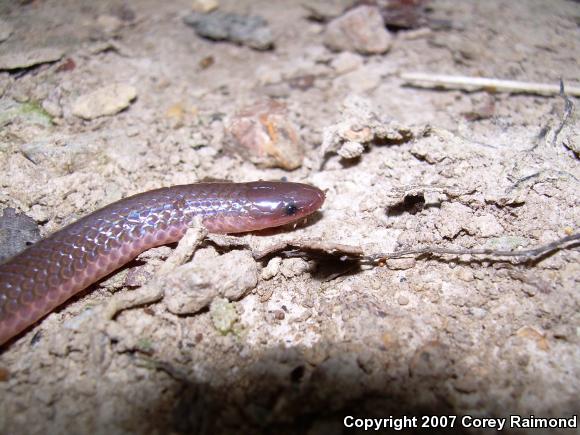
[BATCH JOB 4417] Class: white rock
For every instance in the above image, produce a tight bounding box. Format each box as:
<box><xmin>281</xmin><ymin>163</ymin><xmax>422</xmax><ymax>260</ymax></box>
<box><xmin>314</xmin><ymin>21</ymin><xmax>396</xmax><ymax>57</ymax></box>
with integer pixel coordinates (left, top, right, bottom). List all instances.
<box><xmin>72</xmin><ymin>83</ymin><xmax>137</xmax><ymax>120</ymax></box>
<box><xmin>261</xmin><ymin>256</ymin><xmax>281</xmax><ymax>280</ymax></box>
<box><xmin>331</xmin><ymin>51</ymin><xmax>363</xmax><ymax>74</ymax></box>
<box><xmin>337</xmin><ymin>140</ymin><xmax>364</xmax><ymax>159</ymax></box>
<box><xmin>192</xmin><ymin>0</ymin><xmax>219</xmax><ymax>13</ymax></box>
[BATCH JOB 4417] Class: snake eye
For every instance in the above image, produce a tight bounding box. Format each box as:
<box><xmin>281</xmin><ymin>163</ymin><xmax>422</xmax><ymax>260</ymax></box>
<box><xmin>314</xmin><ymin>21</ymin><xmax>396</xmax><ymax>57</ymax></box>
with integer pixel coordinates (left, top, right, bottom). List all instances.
<box><xmin>285</xmin><ymin>203</ymin><xmax>298</xmax><ymax>216</ymax></box>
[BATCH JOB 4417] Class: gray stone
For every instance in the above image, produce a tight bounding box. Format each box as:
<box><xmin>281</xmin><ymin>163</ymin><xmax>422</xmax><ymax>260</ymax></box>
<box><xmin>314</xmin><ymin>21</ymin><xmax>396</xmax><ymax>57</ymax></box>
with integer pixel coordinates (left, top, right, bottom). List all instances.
<box><xmin>184</xmin><ymin>11</ymin><xmax>274</xmax><ymax>50</ymax></box>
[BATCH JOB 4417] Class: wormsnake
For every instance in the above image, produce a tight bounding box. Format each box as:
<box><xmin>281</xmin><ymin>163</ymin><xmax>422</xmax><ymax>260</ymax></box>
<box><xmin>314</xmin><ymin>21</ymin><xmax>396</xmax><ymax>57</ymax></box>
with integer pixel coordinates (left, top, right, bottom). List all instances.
<box><xmin>0</xmin><ymin>181</ymin><xmax>325</xmax><ymax>346</ymax></box>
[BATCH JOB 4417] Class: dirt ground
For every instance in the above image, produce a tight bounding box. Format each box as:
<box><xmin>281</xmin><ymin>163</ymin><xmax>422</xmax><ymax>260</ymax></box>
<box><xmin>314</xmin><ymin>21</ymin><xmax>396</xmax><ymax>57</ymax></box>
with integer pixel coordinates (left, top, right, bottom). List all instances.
<box><xmin>0</xmin><ymin>0</ymin><xmax>579</xmax><ymax>434</ymax></box>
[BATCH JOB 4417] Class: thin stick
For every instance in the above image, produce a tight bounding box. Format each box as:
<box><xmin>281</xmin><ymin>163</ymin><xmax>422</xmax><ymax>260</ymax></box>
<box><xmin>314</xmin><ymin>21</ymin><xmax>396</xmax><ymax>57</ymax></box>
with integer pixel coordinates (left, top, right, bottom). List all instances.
<box><xmin>366</xmin><ymin>233</ymin><xmax>580</xmax><ymax>262</ymax></box>
<box><xmin>400</xmin><ymin>73</ymin><xmax>580</xmax><ymax>97</ymax></box>
<box><xmin>254</xmin><ymin>234</ymin><xmax>580</xmax><ymax>265</ymax></box>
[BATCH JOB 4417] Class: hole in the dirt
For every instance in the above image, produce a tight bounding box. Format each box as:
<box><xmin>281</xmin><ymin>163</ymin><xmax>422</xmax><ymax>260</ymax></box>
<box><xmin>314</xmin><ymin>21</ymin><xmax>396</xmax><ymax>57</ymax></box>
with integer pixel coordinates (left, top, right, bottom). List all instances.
<box><xmin>387</xmin><ymin>194</ymin><xmax>426</xmax><ymax>216</ymax></box>
<box><xmin>311</xmin><ymin>256</ymin><xmax>362</xmax><ymax>282</ymax></box>
<box><xmin>290</xmin><ymin>366</ymin><xmax>305</xmax><ymax>383</ymax></box>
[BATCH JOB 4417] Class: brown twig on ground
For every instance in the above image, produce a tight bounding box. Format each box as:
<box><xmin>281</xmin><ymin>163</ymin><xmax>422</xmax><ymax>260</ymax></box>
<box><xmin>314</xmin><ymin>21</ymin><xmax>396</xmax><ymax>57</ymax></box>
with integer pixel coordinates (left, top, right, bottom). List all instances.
<box><xmin>255</xmin><ymin>234</ymin><xmax>580</xmax><ymax>265</ymax></box>
<box><xmin>365</xmin><ymin>233</ymin><xmax>580</xmax><ymax>263</ymax></box>
<box><xmin>400</xmin><ymin>73</ymin><xmax>580</xmax><ymax>97</ymax></box>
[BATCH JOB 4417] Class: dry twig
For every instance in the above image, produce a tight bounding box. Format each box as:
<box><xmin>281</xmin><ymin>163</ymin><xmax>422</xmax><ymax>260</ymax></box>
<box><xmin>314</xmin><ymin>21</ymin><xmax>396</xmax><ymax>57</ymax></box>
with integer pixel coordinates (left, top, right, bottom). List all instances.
<box><xmin>365</xmin><ymin>233</ymin><xmax>579</xmax><ymax>263</ymax></box>
<box><xmin>255</xmin><ymin>234</ymin><xmax>580</xmax><ymax>265</ymax></box>
<box><xmin>401</xmin><ymin>73</ymin><xmax>580</xmax><ymax>97</ymax></box>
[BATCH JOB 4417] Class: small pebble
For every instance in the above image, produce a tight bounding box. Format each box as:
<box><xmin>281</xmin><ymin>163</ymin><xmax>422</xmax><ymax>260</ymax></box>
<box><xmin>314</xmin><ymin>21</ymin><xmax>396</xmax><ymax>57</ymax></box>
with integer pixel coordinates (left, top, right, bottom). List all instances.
<box><xmin>191</xmin><ymin>0</ymin><xmax>219</xmax><ymax>13</ymax></box>
<box><xmin>337</xmin><ymin>140</ymin><xmax>364</xmax><ymax>159</ymax></box>
<box><xmin>324</xmin><ymin>6</ymin><xmax>393</xmax><ymax>54</ymax></box>
<box><xmin>397</xmin><ymin>294</ymin><xmax>410</xmax><ymax>306</ymax></box>
<box><xmin>198</xmin><ymin>55</ymin><xmax>215</xmax><ymax>69</ymax></box>
<box><xmin>261</xmin><ymin>257</ymin><xmax>281</xmax><ymax>280</ymax></box>
<box><xmin>72</xmin><ymin>83</ymin><xmax>137</xmax><ymax>120</ymax></box>
<box><xmin>210</xmin><ymin>297</ymin><xmax>238</xmax><ymax>334</ymax></box>
<box><xmin>184</xmin><ymin>11</ymin><xmax>274</xmax><ymax>50</ymax></box>
<box><xmin>272</xmin><ymin>309</ymin><xmax>285</xmax><ymax>320</ymax></box>
<box><xmin>226</xmin><ymin>99</ymin><xmax>304</xmax><ymax>170</ymax></box>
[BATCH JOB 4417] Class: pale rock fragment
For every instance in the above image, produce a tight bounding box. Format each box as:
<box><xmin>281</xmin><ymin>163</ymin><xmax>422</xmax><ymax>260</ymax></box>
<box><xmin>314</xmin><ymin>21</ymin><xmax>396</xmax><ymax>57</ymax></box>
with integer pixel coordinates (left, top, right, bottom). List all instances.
<box><xmin>261</xmin><ymin>256</ymin><xmax>282</xmax><ymax>280</ymax></box>
<box><xmin>192</xmin><ymin>0</ymin><xmax>219</xmax><ymax>13</ymax></box>
<box><xmin>324</xmin><ymin>6</ymin><xmax>393</xmax><ymax>55</ymax></box>
<box><xmin>226</xmin><ymin>99</ymin><xmax>304</xmax><ymax>170</ymax></box>
<box><xmin>337</xmin><ymin>140</ymin><xmax>364</xmax><ymax>159</ymax></box>
<box><xmin>72</xmin><ymin>84</ymin><xmax>137</xmax><ymax>120</ymax></box>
